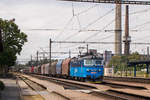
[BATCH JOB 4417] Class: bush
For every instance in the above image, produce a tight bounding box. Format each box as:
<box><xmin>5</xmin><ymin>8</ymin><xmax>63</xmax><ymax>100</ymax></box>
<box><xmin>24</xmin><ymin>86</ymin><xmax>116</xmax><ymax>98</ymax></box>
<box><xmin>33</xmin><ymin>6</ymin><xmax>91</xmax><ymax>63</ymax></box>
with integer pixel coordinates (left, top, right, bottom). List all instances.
<box><xmin>0</xmin><ymin>81</ymin><xmax>5</xmax><ymax>91</ymax></box>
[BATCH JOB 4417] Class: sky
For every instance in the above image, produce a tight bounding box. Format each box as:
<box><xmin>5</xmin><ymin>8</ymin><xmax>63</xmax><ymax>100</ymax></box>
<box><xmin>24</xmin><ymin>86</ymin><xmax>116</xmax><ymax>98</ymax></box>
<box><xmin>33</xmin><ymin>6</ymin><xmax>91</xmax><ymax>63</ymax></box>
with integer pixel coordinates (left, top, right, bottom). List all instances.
<box><xmin>0</xmin><ymin>0</ymin><xmax>150</xmax><ymax>63</ymax></box>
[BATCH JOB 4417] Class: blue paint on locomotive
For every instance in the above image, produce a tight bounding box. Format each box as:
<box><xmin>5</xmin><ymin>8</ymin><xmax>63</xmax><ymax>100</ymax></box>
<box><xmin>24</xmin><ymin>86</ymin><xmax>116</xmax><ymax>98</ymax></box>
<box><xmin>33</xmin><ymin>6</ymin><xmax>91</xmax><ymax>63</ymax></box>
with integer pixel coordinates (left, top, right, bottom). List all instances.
<box><xmin>70</xmin><ymin>58</ymin><xmax>104</xmax><ymax>81</ymax></box>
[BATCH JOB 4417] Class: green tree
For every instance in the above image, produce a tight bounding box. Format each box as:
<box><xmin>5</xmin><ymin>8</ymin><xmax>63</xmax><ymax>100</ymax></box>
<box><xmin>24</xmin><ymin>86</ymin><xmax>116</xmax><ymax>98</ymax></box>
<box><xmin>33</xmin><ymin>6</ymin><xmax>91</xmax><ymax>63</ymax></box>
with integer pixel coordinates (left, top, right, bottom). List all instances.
<box><xmin>128</xmin><ymin>52</ymin><xmax>141</xmax><ymax>61</ymax></box>
<box><xmin>108</xmin><ymin>52</ymin><xmax>150</xmax><ymax>76</ymax></box>
<box><xmin>0</xmin><ymin>18</ymin><xmax>27</xmax><ymax>74</ymax></box>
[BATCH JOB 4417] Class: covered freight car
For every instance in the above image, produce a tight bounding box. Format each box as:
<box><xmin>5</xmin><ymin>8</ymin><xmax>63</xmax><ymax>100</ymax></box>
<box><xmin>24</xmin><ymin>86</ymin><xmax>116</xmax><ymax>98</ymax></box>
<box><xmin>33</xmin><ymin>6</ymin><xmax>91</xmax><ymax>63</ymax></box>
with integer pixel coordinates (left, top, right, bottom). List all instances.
<box><xmin>56</xmin><ymin>60</ymin><xmax>63</xmax><ymax>75</ymax></box>
<box><xmin>30</xmin><ymin>66</ymin><xmax>34</xmax><ymax>73</ymax></box>
<box><xmin>61</xmin><ymin>58</ymin><xmax>71</xmax><ymax>77</ymax></box>
<box><xmin>41</xmin><ymin>64</ymin><xmax>45</xmax><ymax>75</ymax></box>
<box><xmin>38</xmin><ymin>66</ymin><xmax>41</xmax><ymax>74</ymax></box>
<box><xmin>45</xmin><ymin>63</ymin><xmax>50</xmax><ymax>75</ymax></box>
<box><xmin>50</xmin><ymin>62</ymin><xmax>57</xmax><ymax>76</ymax></box>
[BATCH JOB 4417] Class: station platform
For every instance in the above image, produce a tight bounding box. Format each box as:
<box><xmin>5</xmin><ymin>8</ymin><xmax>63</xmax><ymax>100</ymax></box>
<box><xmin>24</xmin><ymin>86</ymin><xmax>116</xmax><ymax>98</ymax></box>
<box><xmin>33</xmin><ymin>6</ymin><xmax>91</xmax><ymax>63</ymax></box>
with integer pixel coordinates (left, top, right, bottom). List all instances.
<box><xmin>18</xmin><ymin>78</ymin><xmax>44</xmax><ymax>100</ymax></box>
<box><xmin>0</xmin><ymin>78</ymin><xmax>20</xmax><ymax>100</ymax></box>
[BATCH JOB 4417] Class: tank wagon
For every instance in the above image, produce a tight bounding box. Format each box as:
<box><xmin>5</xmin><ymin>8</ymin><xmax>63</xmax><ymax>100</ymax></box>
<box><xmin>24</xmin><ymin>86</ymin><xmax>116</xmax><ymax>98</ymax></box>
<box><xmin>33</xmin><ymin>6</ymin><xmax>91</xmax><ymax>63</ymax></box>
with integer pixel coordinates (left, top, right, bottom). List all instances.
<box><xmin>29</xmin><ymin>55</ymin><xmax>104</xmax><ymax>82</ymax></box>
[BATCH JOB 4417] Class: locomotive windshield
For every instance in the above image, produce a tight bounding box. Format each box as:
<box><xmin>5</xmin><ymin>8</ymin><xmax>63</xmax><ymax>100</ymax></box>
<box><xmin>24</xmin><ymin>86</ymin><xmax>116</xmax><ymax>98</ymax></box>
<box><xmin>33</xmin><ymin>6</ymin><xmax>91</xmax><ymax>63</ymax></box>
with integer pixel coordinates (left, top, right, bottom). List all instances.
<box><xmin>84</xmin><ymin>60</ymin><xmax>94</xmax><ymax>66</ymax></box>
<box><xmin>84</xmin><ymin>60</ymin><xmax>102</xmax><ymax>66</ymax></box>
<box><xmin>95</xmin><ymin>60</ymin><xmax>102</xmax><ymax>65</ymax></box>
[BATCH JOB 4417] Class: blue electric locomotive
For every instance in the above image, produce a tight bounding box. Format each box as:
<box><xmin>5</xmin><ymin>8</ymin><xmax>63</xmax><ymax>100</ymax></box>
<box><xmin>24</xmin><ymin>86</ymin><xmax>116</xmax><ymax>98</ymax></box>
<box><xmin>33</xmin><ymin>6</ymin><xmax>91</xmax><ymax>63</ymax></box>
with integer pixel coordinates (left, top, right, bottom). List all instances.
<box><xmin>70</xmin><ymin>56</ymin><xmax>104</xmax><ymax>81</ymax></box>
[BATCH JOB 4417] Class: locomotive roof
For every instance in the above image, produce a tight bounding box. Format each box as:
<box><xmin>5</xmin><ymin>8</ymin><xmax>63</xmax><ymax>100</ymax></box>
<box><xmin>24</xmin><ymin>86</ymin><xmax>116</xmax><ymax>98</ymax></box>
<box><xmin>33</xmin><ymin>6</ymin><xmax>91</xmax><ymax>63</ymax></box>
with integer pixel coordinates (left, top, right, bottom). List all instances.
<box><xmin>71</xmin><ymin>55</ymin><xmax>103</xmax><ymax>61</ymax></box>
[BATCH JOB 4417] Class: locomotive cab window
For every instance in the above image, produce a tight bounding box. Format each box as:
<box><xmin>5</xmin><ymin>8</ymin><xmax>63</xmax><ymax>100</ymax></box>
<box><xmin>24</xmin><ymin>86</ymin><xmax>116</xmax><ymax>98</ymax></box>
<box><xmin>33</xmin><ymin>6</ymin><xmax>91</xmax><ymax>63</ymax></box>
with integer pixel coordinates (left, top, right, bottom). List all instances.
<box><xmin>71</xmin><ymin>60</ymin><xmax>81</xmax><ymax>67</ymax></box>
<box><xmin>95</xmin><ymin>60</ymin><xmax>101</xmax><ymax>65</ymax></box>
<box><xmin>84</xmin><ymin>60</ymin><xmax>94</xmax><ymax>66</ymax></box>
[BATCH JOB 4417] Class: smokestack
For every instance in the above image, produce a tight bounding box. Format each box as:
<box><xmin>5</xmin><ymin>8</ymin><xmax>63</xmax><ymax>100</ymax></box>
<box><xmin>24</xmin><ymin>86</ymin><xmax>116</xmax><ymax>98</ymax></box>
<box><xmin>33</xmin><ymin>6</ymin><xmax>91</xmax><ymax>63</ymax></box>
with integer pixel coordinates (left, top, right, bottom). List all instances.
<box><xmin>123</xmin><ymin>5</ymin><xmax>131</xmax><ymax>55</ymax></box>
<box><xmin>115</xmin><ymin>4</ymin><xmax>122</xmax><ymax>55</ymax></box>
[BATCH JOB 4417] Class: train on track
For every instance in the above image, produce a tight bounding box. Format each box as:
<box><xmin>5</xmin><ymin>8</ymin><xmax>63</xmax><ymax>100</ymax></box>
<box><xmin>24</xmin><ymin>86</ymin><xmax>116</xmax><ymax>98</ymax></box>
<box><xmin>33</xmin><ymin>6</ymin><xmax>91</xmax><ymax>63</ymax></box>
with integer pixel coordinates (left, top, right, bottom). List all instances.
<box><xmin>25</xmin><ymin>52</ymin><xmax>104</xmax><ymax>82</ymax></box>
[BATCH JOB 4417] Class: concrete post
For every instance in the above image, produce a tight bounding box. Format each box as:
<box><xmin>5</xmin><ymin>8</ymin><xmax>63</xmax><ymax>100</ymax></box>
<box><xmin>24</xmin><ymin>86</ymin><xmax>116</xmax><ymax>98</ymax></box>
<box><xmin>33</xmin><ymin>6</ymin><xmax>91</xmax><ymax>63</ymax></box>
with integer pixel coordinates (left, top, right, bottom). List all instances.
<box><xmin>134</xmin><ymin>65</ymin><xmax>136</xmax><ymax>77</ymax></box>
<box><xmin>146</xmin><ymin>64</ymin><xmax>149</xmax><ymax>74</ymax></box>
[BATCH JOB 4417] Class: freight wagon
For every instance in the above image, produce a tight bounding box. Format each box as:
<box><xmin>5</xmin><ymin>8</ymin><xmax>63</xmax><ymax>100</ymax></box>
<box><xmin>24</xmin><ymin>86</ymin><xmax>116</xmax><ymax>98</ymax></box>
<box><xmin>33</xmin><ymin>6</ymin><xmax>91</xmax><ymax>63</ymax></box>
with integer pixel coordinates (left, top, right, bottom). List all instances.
<box><xmin>61</xmin><ymin>58</ymin><xmax>71</xmax><ymax>78</ymax></box>
<box><xmin>56</xmin><ymin>60</ymin><xmax>63</xmax><ymax>77</ymax></box>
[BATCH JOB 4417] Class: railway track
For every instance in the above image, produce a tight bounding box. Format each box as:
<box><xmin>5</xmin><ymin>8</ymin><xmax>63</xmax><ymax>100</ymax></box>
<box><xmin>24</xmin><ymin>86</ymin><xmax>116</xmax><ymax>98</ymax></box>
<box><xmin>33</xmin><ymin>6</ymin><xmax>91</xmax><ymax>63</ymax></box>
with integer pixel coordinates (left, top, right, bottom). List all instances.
<box><xmin>101</xmin><ymin>81</ymin><xmax>147</xmax><ymax>90</ymax></box>
<box><xmin>20</xmin><ymin>76</ymin><xmax>46</xmax><ymax>91</ymax></box>
<box><xmin>104</xmin><ymin>76</ymin><xmax>150</xmax><ymax>84</ymax></box>
<box><xmin>30</xmin><ymin>74</ymin><xmax>148</xmax><ymax>90</ymax></box>
<box><xmin>25</xmin><ymin>74</ymin><xmax>150</xmax><ymax>100</ymax></box>
<box><xmin>18</xmin><ymin>75</ymin><xmax>70</xmax><ymax>100</ymax></box>
<box><xmin>30</xmin><ymin>74</ymin><xmax>97</xmax><ymax>90</ymax></box>
<box><xmin>100</xmin><ymin>89</ymin><xmax>150</xmax><ymax>100</ymax></box>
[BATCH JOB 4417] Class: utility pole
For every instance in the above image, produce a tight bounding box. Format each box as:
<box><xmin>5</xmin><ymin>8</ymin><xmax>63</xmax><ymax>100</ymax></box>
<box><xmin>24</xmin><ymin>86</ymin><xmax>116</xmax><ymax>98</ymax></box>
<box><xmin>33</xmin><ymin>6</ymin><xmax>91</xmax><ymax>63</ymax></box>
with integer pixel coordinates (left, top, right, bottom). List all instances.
<box><xmin>69</xmin><ymin>50</ymin><xmax>71</xmax><ymax>58</ymax></box>
<box><xmin>147</xmin><ymin>47</ymin><xmax>149</xmax><ymax>56</ymax></box>
<box><xmin>31</xmin><ymin>55</ymin><xmax>33</xmax><ymax>66</ymax></box>
<box><xmin>0</xmin><ymin>27</ymin><xmax>3</xmax><ymax>52</ymax></box>
<box><xmin>87</xmin><ymin>44</ymin><xmax>89</xmax><ymax>55</ymax></box>
<box><xmin>49</xmin><ymin>38</ymin><xmax>52</xmax><ymax>72</ymax></box>
<box><xmin>123</xmin><ymin>5</ymin><xmax>131</xmax><ymax>55</ymax></box>
<box><xmin>43</xmin><ymin>53</ymin><xmax>45</xmax><ymax>60</ymax></box>
<box><xmin>37</xmin><ymin>51</ymin><xmax>39</xmax><ymax>66</ymax></box>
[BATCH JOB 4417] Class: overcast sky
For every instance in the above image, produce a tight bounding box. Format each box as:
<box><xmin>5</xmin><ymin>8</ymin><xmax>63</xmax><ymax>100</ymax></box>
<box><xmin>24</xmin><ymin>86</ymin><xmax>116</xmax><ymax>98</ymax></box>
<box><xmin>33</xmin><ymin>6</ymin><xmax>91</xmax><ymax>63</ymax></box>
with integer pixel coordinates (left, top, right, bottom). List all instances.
<box><xmin>0</xmin><ymin>0</ymin><xmax>150</xmax><ymax>63</ymax></box>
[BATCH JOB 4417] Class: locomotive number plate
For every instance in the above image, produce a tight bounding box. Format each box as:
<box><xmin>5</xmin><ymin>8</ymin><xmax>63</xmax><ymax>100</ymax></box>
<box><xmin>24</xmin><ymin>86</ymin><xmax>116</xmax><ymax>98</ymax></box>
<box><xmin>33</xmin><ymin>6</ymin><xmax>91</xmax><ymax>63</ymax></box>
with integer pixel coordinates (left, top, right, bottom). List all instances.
<box><xmin>91</xmin><ymin>72</ymin><xmax>96</xmax><ymax>74</ymax></box>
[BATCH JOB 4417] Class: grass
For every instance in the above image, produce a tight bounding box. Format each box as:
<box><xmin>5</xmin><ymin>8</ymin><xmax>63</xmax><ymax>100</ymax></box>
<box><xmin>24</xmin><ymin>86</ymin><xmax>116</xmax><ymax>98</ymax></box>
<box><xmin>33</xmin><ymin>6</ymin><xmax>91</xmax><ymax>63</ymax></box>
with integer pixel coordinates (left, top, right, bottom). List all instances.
<box><xmin>114</xmin><ymin>71</ymin><xmax>150</xmax><ymax>78</ymax></box>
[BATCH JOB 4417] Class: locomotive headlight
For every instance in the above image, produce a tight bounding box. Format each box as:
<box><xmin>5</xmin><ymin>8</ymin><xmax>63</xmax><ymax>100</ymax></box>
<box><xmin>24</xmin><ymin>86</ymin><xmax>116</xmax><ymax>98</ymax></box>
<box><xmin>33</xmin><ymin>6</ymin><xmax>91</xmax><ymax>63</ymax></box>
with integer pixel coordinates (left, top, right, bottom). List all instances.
<box><xmin>98</xmin><ymin>69</ymin><xmax>101</xmax><ymax>72</ymax></box>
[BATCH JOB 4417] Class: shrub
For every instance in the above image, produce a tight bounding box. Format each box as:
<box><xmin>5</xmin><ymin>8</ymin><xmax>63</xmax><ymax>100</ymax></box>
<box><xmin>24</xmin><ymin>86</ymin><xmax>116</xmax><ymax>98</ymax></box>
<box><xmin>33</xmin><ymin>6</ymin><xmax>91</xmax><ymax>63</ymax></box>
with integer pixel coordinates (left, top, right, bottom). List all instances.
<box><xmin>0</xmin><ymin>81</ymin><xmax>5</xmax><ymax>90</ymax></box>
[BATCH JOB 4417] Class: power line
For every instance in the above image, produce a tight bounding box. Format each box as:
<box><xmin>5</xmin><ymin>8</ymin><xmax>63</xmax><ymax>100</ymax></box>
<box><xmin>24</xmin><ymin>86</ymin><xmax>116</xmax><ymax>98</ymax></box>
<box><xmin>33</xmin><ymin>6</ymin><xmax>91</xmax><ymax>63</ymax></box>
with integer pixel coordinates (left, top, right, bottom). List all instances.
<box><xmin>75</xmin><ymin>4</ymin><xmax>99</xmax><ymax>16</ymax></box>
<box><xmin>129</xmin><ymin>7</ymin><xmax>150</xmax><ymax>15</ymax></box>
<box><xmin>84</xmin><ymin>18</ymin><xmax>115</xmax><ymax>41</ymax></box>
<box><xmin>39</xmin><ymin>51</ymin><xmax>78</xmax><ymax>54</ymax></box>
<box><xmin>54</xmin><ymin>16</ymin><xmax>75</xmax><ymax>41</ymax></box>
<box><xmin>52</xmin><ymin>40</ymin><xmax>150</xmax><ymax>45</ymax></box>
<box><xmin>131</xmin><ymin>20</ymin><xmax>150</xmax><ymax>30</ymax></box>
<box><xmin>82</xmin><ymin>8</ymin><xmax>115</xmax><ymax>31</ymax></box>
<box><xmin>63</xmin><ymin>8</ymin><xmax>115</xmax><ymax>40</ymax></box>
<box><xmin>86</xmin><ymin>7</ymin><xmax>150</xmax><ymax>41</ymax></box>
<box><xmin>24</xmin><ymin>7</ymin><xmax>150</xmax><ymax>32</ymax></box>
<box><xmin>64</xmin><ymin>7</ymin><xmax>148</xmax><ymax>42</ymax></box>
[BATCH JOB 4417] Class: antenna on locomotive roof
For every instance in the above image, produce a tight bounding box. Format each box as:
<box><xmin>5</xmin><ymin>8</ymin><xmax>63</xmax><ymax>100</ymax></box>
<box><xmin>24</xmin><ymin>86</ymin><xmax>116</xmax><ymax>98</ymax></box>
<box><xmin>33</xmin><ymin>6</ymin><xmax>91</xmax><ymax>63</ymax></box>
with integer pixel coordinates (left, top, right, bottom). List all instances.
<box><xmin>87</xmin><ymin>44</ymin><xmax>89</xmax><ymax>55</ymax></box>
